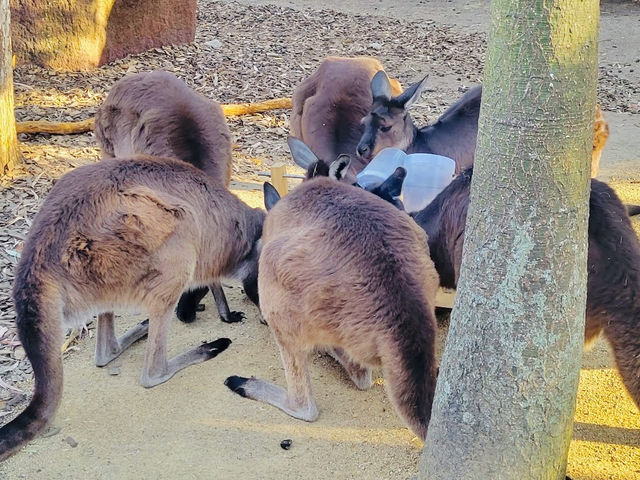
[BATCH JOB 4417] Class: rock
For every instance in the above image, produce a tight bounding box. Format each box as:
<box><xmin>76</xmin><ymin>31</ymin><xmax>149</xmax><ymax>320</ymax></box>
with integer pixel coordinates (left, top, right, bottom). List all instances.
<box><xmin>10</xmin><ymin>0</ymin><xmax>197</xmax><ymax>70</ymax></box>
<box><xmin>368</xmin><ymin>42</ymin><xmax>382</xmax><ymax>50</ymax></box>
<box><xmin>64</xmin><ymin>436</ymin><xmax>78</xmax><ymax>448</ymax></box>
<box><xmin>12</xmin><ymin>346</ymin><xmax>26</xmax><ymax>360</ymax></box>
<box><xmin>204</xmin><ymin>39</ymin><xmax>222</xmax><ymax>49</ymax></box>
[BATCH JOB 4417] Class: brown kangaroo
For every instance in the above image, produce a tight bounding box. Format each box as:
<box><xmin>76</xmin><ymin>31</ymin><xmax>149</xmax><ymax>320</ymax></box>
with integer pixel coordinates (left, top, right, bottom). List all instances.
<box><xmin>290</xmin><ymin>56</ymin><xmax>403</xmax><ymax>181</ymax></box>
<box><xmin>357</xmin><ymin>72</ymin><xmax>610</xmax><ymax>181</ymax></box>
<box><xmin>412</xmin><ymin>168</ymin><xmax>640</xmax><ymax>410</ymax></box>
<box><xmin>0</xmin><ymin>156</ymin><xmax>265</xmax><ymax>461</ymax></box>
<box><xmin>225</xmin><ymin>151</ymin><xmax>439</xmax><ymax>441</ymax></box>
<box><xmin>94</xmin><ymin>70</ymin><xmax>245</xmax><ymax>323</ymax></box>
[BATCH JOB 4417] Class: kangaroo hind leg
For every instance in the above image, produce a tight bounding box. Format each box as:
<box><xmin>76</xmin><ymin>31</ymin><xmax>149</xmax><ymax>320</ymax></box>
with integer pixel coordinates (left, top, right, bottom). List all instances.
<box><xmin>226</xmin><ymin>342</ymin><xmax>318</xmax><ymax>421</ymax></box>
<box><xmin>95</xmin><ymin>312</ymin><xmax>149</xmax><ymax>367</ymax></box>
<box><xmin>140</xmin><ymin>304</ymin><xmax>231</xmax><ymax>388</ymax></box>
<box><xmin>327</xmin><ymin>347</ymin><xmax>373</xmax><ymax>390</ymax></box>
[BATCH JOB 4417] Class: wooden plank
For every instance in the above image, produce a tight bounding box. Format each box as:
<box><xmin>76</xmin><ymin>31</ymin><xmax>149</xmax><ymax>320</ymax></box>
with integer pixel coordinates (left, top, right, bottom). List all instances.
<box><xmin>270</xmin><ymin>164</ymin><xmax>288</xmax><ymax>196</ymax></box>
<box><xmin>435</xmin><ymin>287</ymin><xmax>456</xmax><ymax>309</ymax></box>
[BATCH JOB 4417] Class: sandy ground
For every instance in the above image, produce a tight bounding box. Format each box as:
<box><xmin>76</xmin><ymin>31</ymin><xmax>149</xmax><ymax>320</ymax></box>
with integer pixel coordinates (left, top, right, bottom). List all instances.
<box><xmin>1</xmin><ymin>1</ymin><xmax>640</xmax><ymax>479</ymax></box>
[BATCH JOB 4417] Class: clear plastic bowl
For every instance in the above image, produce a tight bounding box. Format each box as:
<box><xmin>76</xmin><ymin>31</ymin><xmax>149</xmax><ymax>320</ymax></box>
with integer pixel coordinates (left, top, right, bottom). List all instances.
<box><xmin>356</xmin><ymin>148</ymin><xmax>455</xmax><ymax>212</ymax></box>
<box><xmin>355</xmin><ymin>148</ymin><xmax>406</xmax><ymax>189</ymax></box>
<box><xmin>402</xmin><ymin>153</ymin><xmax>456</xmax><ymax>212</ymax></box>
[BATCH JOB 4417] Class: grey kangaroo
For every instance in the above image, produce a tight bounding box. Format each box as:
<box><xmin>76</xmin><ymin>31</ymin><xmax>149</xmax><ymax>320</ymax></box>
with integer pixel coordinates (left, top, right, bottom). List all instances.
<box><xmin>412</xmin><ymin>168</ymin><xmax>640</xmax><ymax>409</ymax></box>
<box><xmin>94</xmin><ymin>70</ymin><xmax>245</xmax><ymax>323</ymax></box>
<box><xmin>357</xmin><ymin>72</ymin><xmax>618</xmax><ymax>186</ymax></box>
<box><xmin>225</xmin><ymin>150</ymin><xmax>439</xmax><ymax>440</ymax></box>
<box><xmin>290</xmin><ymin>56</ymin><xmax>403</xmax><ymax>181</ymax></box>
<box><xmin>0</xmin><ymin>156</ymin><xmax>265</xmax><ymax>461</ymax></box>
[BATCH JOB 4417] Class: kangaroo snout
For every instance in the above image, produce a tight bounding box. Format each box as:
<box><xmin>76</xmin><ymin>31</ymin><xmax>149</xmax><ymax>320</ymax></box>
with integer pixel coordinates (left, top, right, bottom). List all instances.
<box><xmin>356</xmin><ymin>141</ymin><xmax>371</xmax><ymax>159</ymax></box>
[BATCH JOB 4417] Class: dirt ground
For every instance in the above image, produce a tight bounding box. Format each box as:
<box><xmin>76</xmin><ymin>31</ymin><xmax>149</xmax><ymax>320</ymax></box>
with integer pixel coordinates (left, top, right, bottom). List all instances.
<box><xmin>1</xmin><ymin>1</ymin><xmax>640</xmax><ymax>479</ymax></box>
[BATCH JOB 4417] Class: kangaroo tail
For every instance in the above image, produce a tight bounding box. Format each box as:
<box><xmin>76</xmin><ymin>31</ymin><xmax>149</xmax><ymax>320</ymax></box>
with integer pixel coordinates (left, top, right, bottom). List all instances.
<box><xmin>0</xmin><ymin>282</ymin><xmax>64</xmax><ymax>461</ymax></box>
<box><xmin>602</xmin><ymin>312</ymin><xmax>640</xmax><ymax>410</ymax></box>
<box><xmin>381</xmin><ymin>301</ymin><xmax>438</xmax><ymax>441</ymax></box>
<box><xmin>626</xmin><ymin>204</ymin><xmax>640</xmax><ymax>217</ymax></box>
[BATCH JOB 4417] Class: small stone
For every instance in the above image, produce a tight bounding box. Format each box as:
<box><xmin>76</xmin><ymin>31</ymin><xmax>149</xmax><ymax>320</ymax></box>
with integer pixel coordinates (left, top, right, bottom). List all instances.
<box><xmin>368</xmin><ymin>42</ymin><xmax>382</xmax><ymax>50</ymax></box>
<box><xmin>108</xmin><ymin>365</ymin><xmax>121</xmax><ymax>376</ymax></box>
<box><xmin>204</xmin><ymin>39</ymin><xmax>222</xmax><ymax>49</ymax></box>
<box><xmin>12</xmin><ymin>347</ymin><xmax>26</xmax><ymax>360</ymax></box>
<box><xmin>280</xmin><ymin>439</ymin><xmax>292</xmax><ymax>450</ymax></box>
<box><xmin>41</xmin><ymin>426</ymin><xmax>61</xmax><ymax>438</ymax></box>
<box><xmin>64</xmin><ymin>436</ymin><xmax>78</xmax><ymax>448</ymax></box>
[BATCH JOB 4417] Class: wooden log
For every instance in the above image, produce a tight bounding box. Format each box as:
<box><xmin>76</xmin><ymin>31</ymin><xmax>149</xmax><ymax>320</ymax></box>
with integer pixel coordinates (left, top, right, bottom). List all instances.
<box><xmin>15</xmin><ymin>97</ymin><xmax>293</xmax><ymax>135</ymax></box>
<box><xmin>221</xmin><ymin>97</ymin><xmax>292</xmax><ymax>116</ymax></box>
<box><xmin>16</xmin><ymin>117</ymin><xmax>95</xmax><ymax>134</ymax></box>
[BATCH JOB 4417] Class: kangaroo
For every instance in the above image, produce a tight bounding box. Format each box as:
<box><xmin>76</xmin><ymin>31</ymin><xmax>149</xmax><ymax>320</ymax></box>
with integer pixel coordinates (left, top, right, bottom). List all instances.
<box><xmin>288</xmin><ymin>135</ymin><xmax>406</xmax><ymax>209</ymax></box>
<box><xmin>0</xmin><ymin>156</ymin><xmax>265</xmax><ymax>461</ymax></box>
<box><xmin>290</xmin><ymin>56</ymin><xmax>403</xmax><ymax>182</ymax></box>
<box><xmin>225</xmin><ymin>152</ymin><xmax>439</xmax><ymax>441</ymax></box>
<box><xmin>357</xmin><ymin>72</ymin><xmax>611</xmax><ymax>181</ymax></box>
<box><xmin>94</xmin><ymin>70</ymin><xmax>243</xmax><ymax>324</ymax></box>
<box><xmin>412</xmin><ymin>168</ymin><xmax>640</xmax><ymax>409</ymax></box>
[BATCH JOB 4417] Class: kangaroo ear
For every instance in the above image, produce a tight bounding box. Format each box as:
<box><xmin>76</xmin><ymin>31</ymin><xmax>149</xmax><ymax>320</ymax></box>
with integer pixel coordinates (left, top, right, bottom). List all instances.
<box><xmin>306</xmin><ymin>160</ymin><xmax>330</xmax><ymax>179</ymax></box>
<box><xmin>329</xmin><ymin>154</ymin><xmax>352</xmax><ymax>181</ymax></box>
<box><xmin>394</xmin><ymin>76</ymin><xmax>427</xmax><ymax>110</ymax></box>
<box><xmin>263</xmin><ymin>182</ymin><xmax>281</xmax><ymax>211</ymax></box>
<box><xmin>287</xmin><ymin>136</ymin><xmax>318</xmax><ymax>170</ymax></box>
<box><xmin>370</xmin><ymin>70</ymin><xmax>392</xmax><ymax>100</ymax></box>
<box><xmin>379</xmin><ymin>166</ymin><xmax>407</xmax><ymax>198</ymax></box>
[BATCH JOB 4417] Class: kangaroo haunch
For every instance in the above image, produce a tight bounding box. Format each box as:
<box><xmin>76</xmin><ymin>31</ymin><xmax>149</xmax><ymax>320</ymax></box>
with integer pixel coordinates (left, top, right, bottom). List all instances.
<box><xmin>290</xmin><ymin>56</ymin><xmax>403</xmax><ymax>182</ymax></box>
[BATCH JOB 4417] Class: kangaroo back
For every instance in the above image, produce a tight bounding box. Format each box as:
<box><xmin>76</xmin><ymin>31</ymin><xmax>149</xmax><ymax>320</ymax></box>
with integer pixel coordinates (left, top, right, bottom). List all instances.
<box><xmin>291</xmin><ymin>57</ymin><xmax>402</xmax><ymax>168</ymax></box>
<box><xmin>95</xmin><ymin>71</ymin><xmax>233</xmax><ymax>184</ymax></box>
<box><xmin>585</xmin><ymin>180</ymin><xmax>640</xmax><ymax>408</ymax></box>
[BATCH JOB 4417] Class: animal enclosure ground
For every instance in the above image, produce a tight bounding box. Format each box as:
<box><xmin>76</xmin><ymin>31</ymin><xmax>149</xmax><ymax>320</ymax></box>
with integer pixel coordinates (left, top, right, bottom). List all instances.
<box><xmin>1</xmin><ymin>1</ymin><xmax>639</xmax><ymax>478</ymax></box>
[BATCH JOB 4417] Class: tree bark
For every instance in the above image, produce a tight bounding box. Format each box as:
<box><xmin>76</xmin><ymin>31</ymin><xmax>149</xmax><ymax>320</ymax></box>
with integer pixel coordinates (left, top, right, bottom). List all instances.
<box><xmin>1</xmin><ymin>0</ymin><xmax>18</xmax><ymax>174</ymax></box>
<box><xmin>419</xmin><ymin>1</ymin><xmax>599</xmax><ymax>479</ymax></box>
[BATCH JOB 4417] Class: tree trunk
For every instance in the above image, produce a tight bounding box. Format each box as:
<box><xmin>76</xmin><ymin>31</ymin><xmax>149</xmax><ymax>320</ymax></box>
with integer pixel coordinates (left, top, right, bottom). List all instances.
<box><xmin>419</xmin><ymin>0</ymin><xmax>599</xmax><ymax>479</ymax></box>
<box><xmin>1</xmin><ymin>0</ymin><xmax>18</xmax><ymax>175</ymax></box>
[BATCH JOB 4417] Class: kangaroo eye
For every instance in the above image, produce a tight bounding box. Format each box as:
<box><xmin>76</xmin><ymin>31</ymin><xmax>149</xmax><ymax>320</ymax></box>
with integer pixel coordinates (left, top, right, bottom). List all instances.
<box><xmin>379</xmin><ymin>125</ymin><xmax>391</xmax><ymax>132</ymax></box>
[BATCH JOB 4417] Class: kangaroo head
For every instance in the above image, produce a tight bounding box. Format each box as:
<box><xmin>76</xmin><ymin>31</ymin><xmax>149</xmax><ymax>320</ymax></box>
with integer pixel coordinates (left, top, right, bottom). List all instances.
<box><xmin>357</xmin><ymin>72</ymin><xmax>428</xmax><ymax>161</ymax></box>
<box><xmin>365</xmin><ymin>166</ymin><xmax>407</xmax><ymax>210</ymax></box>
<box><xmin>287</xmin><ymin>136</ymin><xmax>352</xmax><ymax>182</ymax></box>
